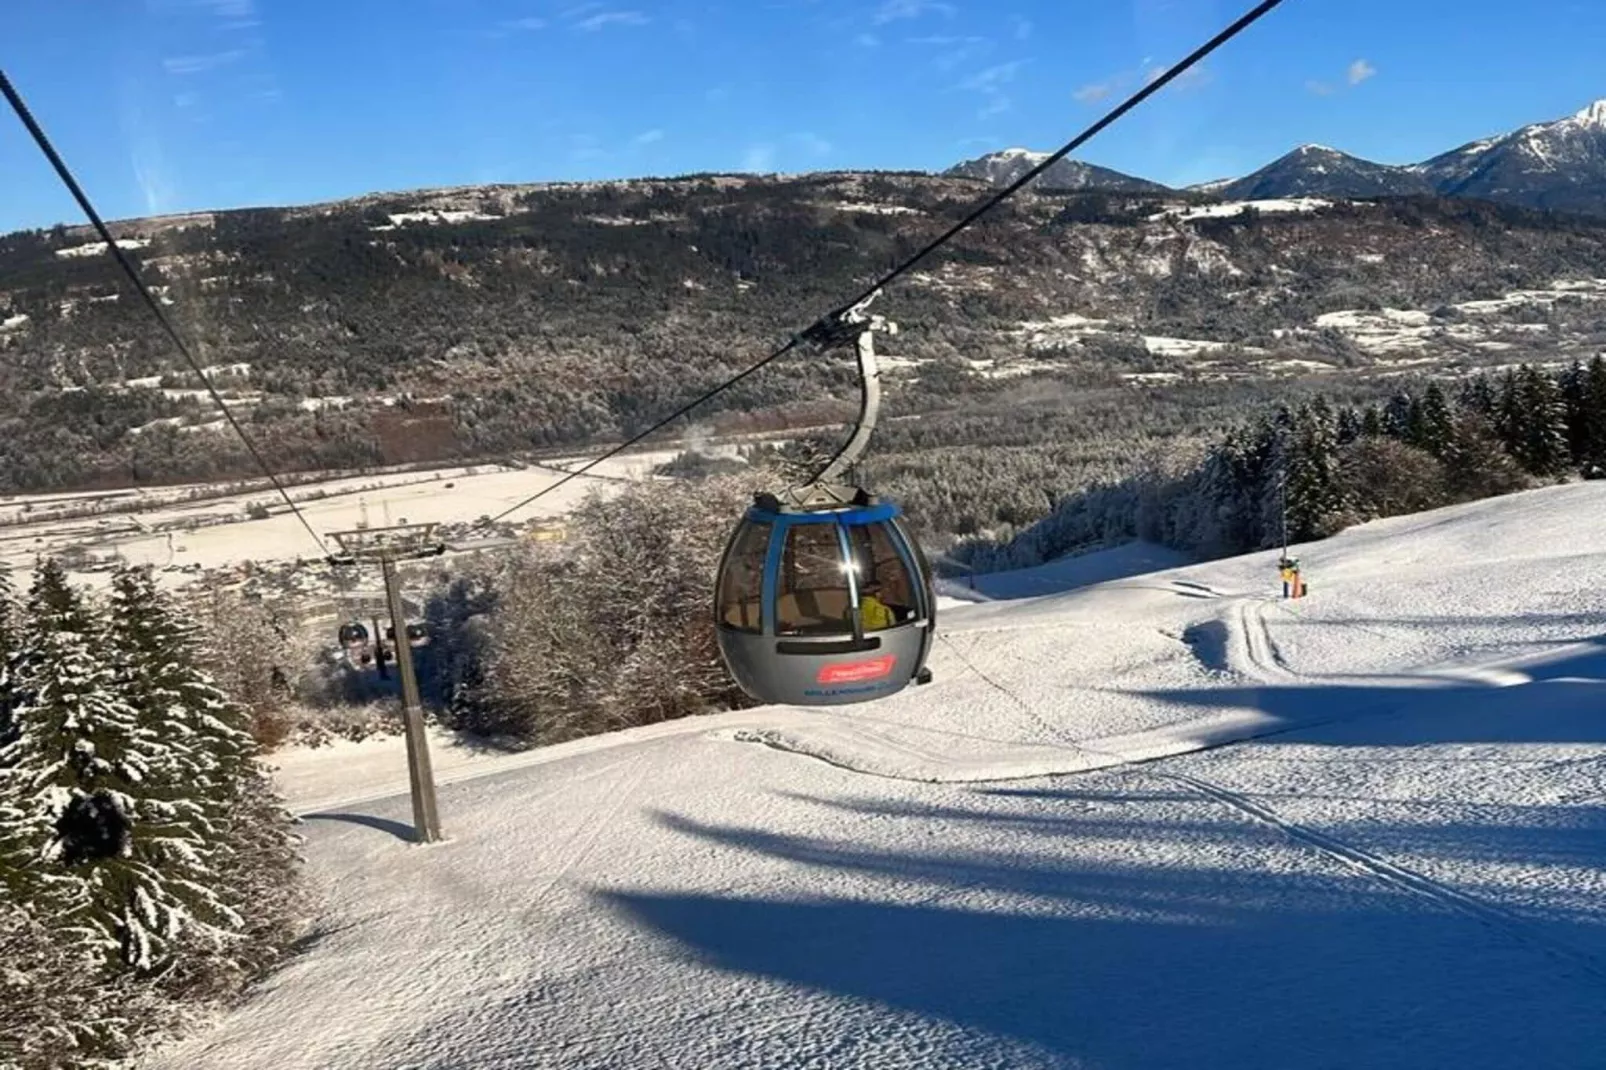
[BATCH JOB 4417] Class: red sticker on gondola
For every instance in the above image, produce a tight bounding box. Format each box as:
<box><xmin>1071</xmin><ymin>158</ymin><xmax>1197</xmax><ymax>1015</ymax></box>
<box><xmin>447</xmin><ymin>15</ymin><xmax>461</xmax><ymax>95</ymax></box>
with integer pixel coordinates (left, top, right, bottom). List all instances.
<box><xmin>818</xmin><ymin>656</ymin><xmax>897</xmax><ymax>684</ymax></box>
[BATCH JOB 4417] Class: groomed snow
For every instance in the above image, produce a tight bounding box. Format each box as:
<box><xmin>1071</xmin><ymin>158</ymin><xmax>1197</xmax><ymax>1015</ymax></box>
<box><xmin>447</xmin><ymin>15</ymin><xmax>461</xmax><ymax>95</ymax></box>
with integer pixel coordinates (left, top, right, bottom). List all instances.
<box><xmin>142</xmin><ymin>483</ymin><xmax>1606</xmax><ymax>1069</ymax></box>
<box><xmin>54</xmin><ymin>238</ymin><xmax>150</xmax><ymax>258</ymax></box>
<box><xmin>1150</xmin><ymin>198</ymin><xmax>1331</xmax><ymax>222</ymax></box>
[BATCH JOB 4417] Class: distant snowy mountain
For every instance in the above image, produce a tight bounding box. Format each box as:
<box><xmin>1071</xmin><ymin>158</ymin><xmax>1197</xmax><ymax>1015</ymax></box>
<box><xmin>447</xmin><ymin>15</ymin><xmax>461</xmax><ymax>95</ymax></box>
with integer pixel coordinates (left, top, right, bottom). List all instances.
<box><xmin>1414</xmin><ymin>99</ymin><xmax>1606</xmax><ymax>215</ymax></box>
<box><xmin>1215</xmin><ymin>144</ymin><xmax>1433</xmax><ymax>201</ymax></box>
<box><xmin>945</xmin><ymin>147</ymin><xmax>1171</xmax><ymax>193</ymax></box>
<box><xmin>965</xmin><ymin>98</ymin><xmax>1606</xmax><ymax>215</ymax></box>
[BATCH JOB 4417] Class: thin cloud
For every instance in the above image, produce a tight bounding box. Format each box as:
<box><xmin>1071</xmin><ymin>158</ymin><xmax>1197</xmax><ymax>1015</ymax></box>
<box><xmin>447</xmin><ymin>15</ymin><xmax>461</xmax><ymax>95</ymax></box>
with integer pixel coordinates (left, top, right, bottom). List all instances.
<box><xmin>742</xmin><ymin>143</ymin><xmax>776</xmax><ymax>172</ymax></box>
<box><xmin>1072</xmin><ymin>80</ymin><xmax>1115</xmax><ymax>104</ymax></box>
<box><xmin>958</xmin><ymin>59</ymin><xmax>1027</xmax><ymax>119</ymax></box>
<box><xmin>162</xmin><ymin>49</ymin><xmax>245</xmax><ymax>75</ymax></box>
<box><xmin>854</xmin><ymin>32</ymin><xmax>881</xmax><ymax>47</ymax></box>
<box><xmin>632</xmin><ymin>129</ymin><xmax>665</xmax><ymax>146</ymax></box>
<box><xmin>791</xmin><ymin>131</ymin><xmax>833</xmax><ymax>156</ymax></box>
<box><xmin>502</xmin><ymin>16</ymin><xmax>547</xmax><ymax>30</ymax></box>
<box><xmin>1145</xmin><ymin>62</ymin><xmax>1212</xmax><ymax>91</ymax></box>
<box><xmin>873</xmin><ymin>0</ymin><xmax>957</xmax><ymax>25</ymax></box>
<box><xmin>908</xmin><ymin>34</ymin><xmax>990</xmax><ymax>72</ymax></box>
<box><xmin>576</xmin><ymin>10</ymin><xmax>648</xmax><ymax>30</ymax></box>
<box><xmin>1307</xmin><ymin>59</ymin><xmax>1377</xmax><ymax>95</ymax></box>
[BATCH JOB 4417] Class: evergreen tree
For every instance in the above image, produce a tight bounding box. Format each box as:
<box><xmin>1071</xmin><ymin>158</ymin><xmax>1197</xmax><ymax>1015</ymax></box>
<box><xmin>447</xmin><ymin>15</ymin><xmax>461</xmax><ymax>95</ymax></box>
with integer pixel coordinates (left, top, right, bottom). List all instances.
<box><xmin>1336</xmin><ymin>406</ymin><xmax>1364</xmax><ymax>446</ymax></box>
<box><xmin>0</xmin><ymin>568</ymin><xmax>19</xmax><ymax>751</ymax></box>
<box><xmin>1560</xmin><ymin>360</ymin><xmax>1589</xmax><ymax>461</ymax></box>
<box><xmin>1576</xmin><ymin>355</ymin><xmax>1606</xmax><ymax>477</ymax></box>
<box><xmin>0</xmin><ymin>561</ymin><xmax>154</xmax><ymax>958</ymax></box>
<box><xmin>1459</xmin><ymin>373</ymin><xmax>1496</xmax><ymax>417</ymax></box>
<box><xmin>1360</xmin><ymin>404</ymin><xmax>1386</xmax><ymax>439</ymax></box>
<box><xmin>0</xmin><ymin>561</ymin><xmax>240</xmax><ymax>977</ymax></box>
<box><xmin>1516</xmin><ymin>365</ymin><xmax>1571</xmax><ymax>476</ymax></box>
<box><xmin>1443</xmin><ymin>412</ymin><xmax>1532</xmax><ymax>501</ymax></box>
<box><xmin>106</xmin><ymin>565</ymin><xmax>297</xmax><ymax>989</ymax></box>
<box><xmin>1416</xmin><ymin>382</ymin><xmax>1456</xmax><ymax>461</ymax></box>
<box><xmin>1383</xmin><ymin>391</ymin><xmax>1419</xmax><ymax>442</ymax></box>
<box><xmin>1494</xmin><ymin>369</ymin><xmax>1525</xmax><ymax>457</ymax></box>
<box><xmin>1284</xmin><ymin>398</ymin><xmax>1346</xmax><ymax>541</ymax></box>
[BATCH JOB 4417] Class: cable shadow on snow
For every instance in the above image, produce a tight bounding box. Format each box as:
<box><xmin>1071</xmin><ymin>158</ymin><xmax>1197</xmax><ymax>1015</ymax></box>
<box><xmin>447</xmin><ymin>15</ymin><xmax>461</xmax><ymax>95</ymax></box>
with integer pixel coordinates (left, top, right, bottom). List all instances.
<box><xmin>595</xmin><ymin>798</ymin><xmax>1606</xmax><ymax>1070</ymax></box>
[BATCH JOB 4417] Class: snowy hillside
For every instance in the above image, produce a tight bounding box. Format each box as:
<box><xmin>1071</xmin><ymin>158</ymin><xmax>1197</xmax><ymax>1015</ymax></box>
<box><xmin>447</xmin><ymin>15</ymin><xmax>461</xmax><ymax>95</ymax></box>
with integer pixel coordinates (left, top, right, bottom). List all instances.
<box><xmin>143</xmin><ymin>483</ymin><xmax>1606</xmax><ymax>1069</ymax></box>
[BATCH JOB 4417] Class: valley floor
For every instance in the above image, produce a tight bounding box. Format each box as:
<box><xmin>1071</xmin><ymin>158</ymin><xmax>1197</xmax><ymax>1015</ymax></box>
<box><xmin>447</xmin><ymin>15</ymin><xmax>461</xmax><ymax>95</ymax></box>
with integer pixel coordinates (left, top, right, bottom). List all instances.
<box><xmin>143</xmin><ymin>484</ymin><xmax>1606</xmax><ymax>1069</ymax></box>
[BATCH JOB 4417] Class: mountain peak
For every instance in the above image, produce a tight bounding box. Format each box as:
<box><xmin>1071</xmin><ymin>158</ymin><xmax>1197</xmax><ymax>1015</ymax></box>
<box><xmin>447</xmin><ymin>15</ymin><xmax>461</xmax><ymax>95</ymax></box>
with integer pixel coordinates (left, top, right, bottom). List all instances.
<box><xmin>1293</xmin><ymin>143</ymin><xmax>1341</xmax><ymax>155</ymax></box>
<box><xmin>1567</xmin><ymin>99</ymin><xmax>1606</xmax><ymax>129</ymax></box>
<box><xmin>943</xmin><ymin>148</ymin><xmax>1170</xmax><ymax>194</ymax></box>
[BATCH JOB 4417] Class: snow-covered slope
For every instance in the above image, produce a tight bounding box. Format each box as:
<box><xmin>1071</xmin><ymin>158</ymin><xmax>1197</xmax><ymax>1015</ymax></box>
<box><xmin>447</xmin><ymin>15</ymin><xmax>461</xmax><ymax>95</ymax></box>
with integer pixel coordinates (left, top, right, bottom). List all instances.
<box><xmin>945</xmin><ymin>148</ymin><xmax>1170</xmax><ymax>193</ymax></box>
<box><xmin>1216</xmin><ymin>144</ymin><xmax>1433</xmax><ymax>201</ymax></box>
<box><xmin>1417</xmin><ymin>99</ymin><xmax>1606</xmax><ymax>215</ymax></box>
<box><xmin>144</xmin><ymin>483</ymin><xmax>1606</xmax><ymax>1069</ymax></box>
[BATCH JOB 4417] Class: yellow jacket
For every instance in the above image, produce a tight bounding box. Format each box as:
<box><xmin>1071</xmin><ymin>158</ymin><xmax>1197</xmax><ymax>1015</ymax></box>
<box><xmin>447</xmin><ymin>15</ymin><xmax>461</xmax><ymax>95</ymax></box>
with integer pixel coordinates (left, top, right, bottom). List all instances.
<box><xmin>859</xmin><ymin>593</ymin><xmax>896</xmax><ymax>631</ymax></box>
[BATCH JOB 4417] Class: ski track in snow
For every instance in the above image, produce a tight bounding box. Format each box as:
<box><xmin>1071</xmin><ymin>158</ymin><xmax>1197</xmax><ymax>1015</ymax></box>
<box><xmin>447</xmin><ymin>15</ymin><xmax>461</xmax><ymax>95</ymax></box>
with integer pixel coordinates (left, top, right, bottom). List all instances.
<box><xmin>142</xmin><ymin>483</ymin><xmax>1606</xmax><ymax>1070</ymax></box>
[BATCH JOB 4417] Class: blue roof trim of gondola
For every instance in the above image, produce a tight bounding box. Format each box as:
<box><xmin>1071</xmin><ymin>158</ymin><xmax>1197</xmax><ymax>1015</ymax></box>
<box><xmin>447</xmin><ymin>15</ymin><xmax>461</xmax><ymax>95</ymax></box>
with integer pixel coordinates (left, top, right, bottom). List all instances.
<box><xmin>744</xmin><ymin>500</ymin><xmax>901</xmax><ymax>525</ymax></box>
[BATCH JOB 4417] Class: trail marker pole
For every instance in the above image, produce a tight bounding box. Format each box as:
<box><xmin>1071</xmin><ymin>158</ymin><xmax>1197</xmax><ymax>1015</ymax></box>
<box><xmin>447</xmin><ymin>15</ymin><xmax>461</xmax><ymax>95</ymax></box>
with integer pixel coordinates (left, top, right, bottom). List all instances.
<box><xmin>329</xmin><ymin>523</ymin><xmax>446</xmax><ymax>844</ymax></box>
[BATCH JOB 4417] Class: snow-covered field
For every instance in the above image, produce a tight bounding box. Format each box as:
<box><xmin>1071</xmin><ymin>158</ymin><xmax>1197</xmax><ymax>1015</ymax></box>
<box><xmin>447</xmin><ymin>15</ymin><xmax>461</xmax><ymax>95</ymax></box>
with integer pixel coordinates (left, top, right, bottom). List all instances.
<box><xmin>143</xmin><ymin>483</ymin><xmax>1606</xmax><ymax>1069</ymax></box>
<box><xmin>0</xmin><ymin>450</ymin><xmax>683</xmax><ymax>589</ymax></box>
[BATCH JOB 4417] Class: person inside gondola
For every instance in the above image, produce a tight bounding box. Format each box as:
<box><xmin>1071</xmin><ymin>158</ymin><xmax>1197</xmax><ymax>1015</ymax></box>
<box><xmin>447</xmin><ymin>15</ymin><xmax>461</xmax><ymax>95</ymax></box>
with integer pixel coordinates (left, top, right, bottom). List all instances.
<box><xmin>858</xmin><ymin>578</ymin><xmax>896</xmax><ymax>631</ymax></box>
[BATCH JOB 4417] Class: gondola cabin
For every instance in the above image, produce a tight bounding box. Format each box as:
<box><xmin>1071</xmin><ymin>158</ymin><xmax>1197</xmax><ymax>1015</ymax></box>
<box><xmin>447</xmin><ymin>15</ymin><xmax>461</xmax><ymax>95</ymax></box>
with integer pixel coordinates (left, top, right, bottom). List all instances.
<box><xmin>715</xmin><ymin>492</ymin><xmax>935</xmax><ymax>706</ymax></box>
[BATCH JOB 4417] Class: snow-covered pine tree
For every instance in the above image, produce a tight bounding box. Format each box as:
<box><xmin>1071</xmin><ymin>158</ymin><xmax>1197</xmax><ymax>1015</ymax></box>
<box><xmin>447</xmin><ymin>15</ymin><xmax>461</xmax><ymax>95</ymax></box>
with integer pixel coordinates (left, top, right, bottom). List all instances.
<box><xmin>1517</xmin><ymin>365</ymin><xmax>1572</xmax><ymax>477</ymax></box>
<box><xmin>1383</xmin><ymin>391</ymin><xmax>1420</xmax><ymax>444</ymax></box>
<box><xmin>1416</xmin><ymin>383</ymin><xmax>1456</xmax><ymax>461</ymax></box>
<box><xmin>1284</xmin><ymin>398</ymin><xmax>1347</xmax><ymax>542</ymax></box>
<box><xmin>1250</xmin><ymin>407</ymin><xmax>1294</xmax><ymax>550</ymax></box>
<box><xmin>0</xmin><ymin>568</ymin><xmax>19</xmax><ymax>751</ymax></box>
<box><xmin>1335</xmin><ymin>406</ymin><xmax>1364</xmax><ymax>446</ymax></box>
<box><xmin>1459</xmin><ymin>373</ymin><xmax>1497</xmax><ymax>417</ymax></box>
<box><xmin>0</xmin><ymin>560</ymin><xmax>244</xmax><ymax>979</ymax></box>
<box><xmin>1494</xmin><ymin>369</ymin><xmax>1525</xmax><ymax>457</ymax></box>
<box><xmin>0</xmin><ymin>559</ymin><xmax>154</xmax><ymax>962</ymax></box>
<box><xmin>1577</xmin><ymin>355</ymin><xmax>1606</xmax><ymax>477</ymax></box>
<box><xmin>107</xmin><ymin>565</ymin><xmax>301</xmax><ymax>993</ymax></box>
<box><xmin>1560</xmin><ymin>360</ymin><xmax>1589</xmax><ymax>462</ymax></box>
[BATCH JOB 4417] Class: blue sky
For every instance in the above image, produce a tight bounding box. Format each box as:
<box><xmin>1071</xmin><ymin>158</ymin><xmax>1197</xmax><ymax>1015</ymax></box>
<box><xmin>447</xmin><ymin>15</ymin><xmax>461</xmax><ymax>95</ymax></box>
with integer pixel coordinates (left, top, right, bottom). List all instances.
<box><xmin>3</xmin><ymin>0</ymin><xmax>1605</xmax><ymax>232</ymax></box>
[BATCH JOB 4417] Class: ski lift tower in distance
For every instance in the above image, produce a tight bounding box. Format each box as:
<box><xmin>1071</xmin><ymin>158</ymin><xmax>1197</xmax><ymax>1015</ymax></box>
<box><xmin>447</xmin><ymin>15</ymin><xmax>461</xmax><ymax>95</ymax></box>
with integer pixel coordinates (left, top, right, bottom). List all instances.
<box><xmin>327</xmin><ymin>522</ymin><xmax>447</xmax><ymax>843</ymax></box>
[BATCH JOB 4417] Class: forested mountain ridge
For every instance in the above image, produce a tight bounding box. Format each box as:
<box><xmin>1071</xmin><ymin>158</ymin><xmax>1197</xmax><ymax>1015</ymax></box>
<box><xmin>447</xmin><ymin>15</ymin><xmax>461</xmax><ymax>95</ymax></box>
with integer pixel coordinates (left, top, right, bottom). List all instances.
<box><xmin>3</xmin><ymin>170</ymin><xmax>1606</xmax><ymax>500</ymax></box>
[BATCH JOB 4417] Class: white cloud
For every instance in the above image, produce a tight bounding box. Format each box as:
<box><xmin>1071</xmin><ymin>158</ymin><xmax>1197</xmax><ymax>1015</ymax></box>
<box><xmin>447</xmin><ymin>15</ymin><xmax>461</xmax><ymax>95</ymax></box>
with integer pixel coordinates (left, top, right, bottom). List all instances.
<box><xmin>203</xmin><ymin>0</ymin><xmax>254</xmax><ymax>15</ymax></box>
<box><xmin>576</xmin><ymin>10</ymin><xmax>648</xmax><ymax>30</ymax></box>
<box><xmin>1072</xmin><ymin>80</ymin><xmax>1115</xmax><ymax>104</ymax></box>
<box><xmin>958</xmin><ymin>59</ymin><xmax>1025</xmax><ymax>92</ymax></box>
<box><xmin>742</xmin><ymin>143</ymin><xmax>776</xmax><ymax>172</ymax></box>
<box><xmin>873</xmin><ymin>0</ymin><xmax>956</xmax><ymax>25</ymax></box>
<box><xmin>632</xmin><ymin>129</ymin><xmax>665</xmax><ymax>146</ymax></box>
<box><xmin>1347</xmin><ymin>58</ymin><xmax>1377</xmax><ymax>85</ymax></box>
<box><xmin>791</xmin><ymin>131</ymin><xmax>833</xmax><ymax>156</ymax></box>
<box><xmin>162</xmin><ymin>49</ymin><xmax>245</xmax><ymax>75</ymax></box>
<box><xmin>958</xmin><ymin>59</ymin><xmax>1026</xmax><ymax>120</ymax></box>
<box><xmin>1144</xmin><ymin>62</ymin><xmax>1212</xmax><ymax>92</ymax></box>
<box><xmin>908</xmin><ymin>34</ymin><xmax>989</xmax><ymax>71</ymax></box>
